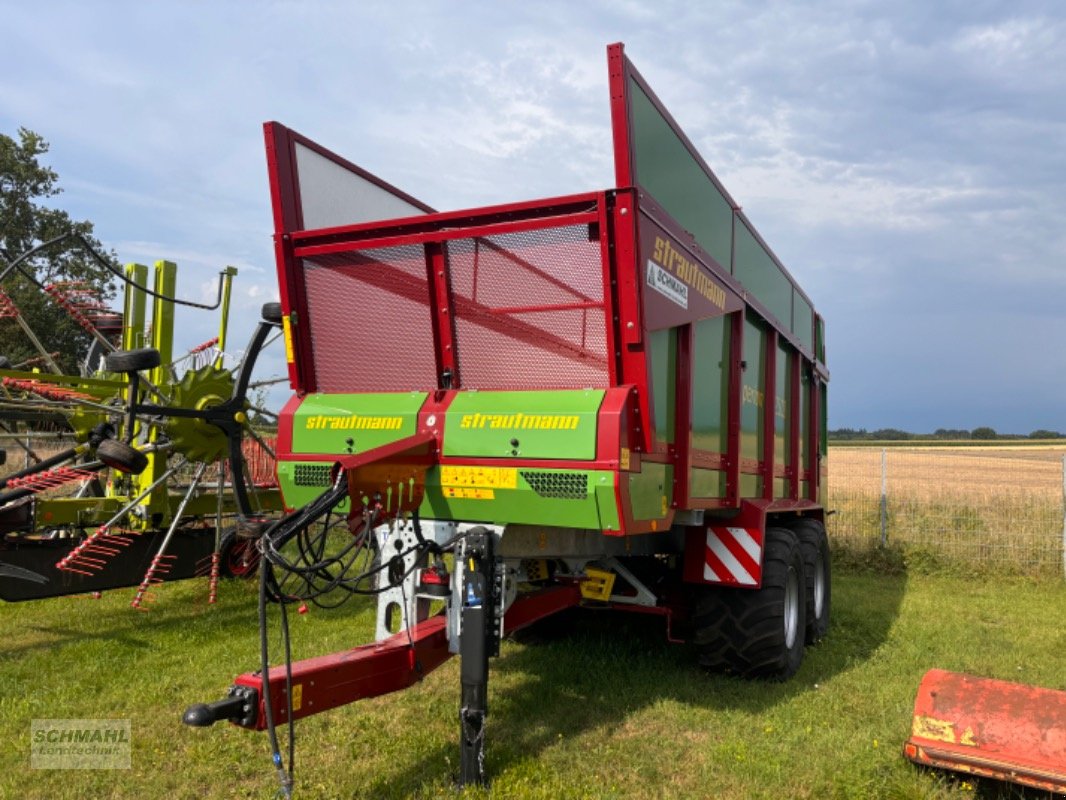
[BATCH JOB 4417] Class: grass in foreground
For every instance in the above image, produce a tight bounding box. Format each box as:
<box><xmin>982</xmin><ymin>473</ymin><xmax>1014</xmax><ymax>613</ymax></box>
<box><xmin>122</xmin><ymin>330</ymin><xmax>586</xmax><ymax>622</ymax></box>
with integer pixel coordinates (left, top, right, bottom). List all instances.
<box><xmin>0</xmin><ymin>569</ymin><xmax>1064</xmax><ymax>799</ymax></box>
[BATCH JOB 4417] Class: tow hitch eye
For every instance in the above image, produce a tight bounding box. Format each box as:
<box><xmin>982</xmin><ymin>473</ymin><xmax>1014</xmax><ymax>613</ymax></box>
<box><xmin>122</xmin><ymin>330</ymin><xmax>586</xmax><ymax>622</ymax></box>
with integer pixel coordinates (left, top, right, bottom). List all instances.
<box><xmin>182</xmin><ymin>685</ymin><xmax>259</xmax><ymax>728</ymax></box>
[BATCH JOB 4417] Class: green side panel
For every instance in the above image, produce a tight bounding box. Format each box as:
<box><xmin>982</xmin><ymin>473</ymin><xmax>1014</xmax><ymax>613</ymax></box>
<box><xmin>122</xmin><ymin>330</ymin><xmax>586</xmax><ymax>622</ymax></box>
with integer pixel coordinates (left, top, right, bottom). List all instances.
<box><xmin>793</xmin><ymin>294</ymin><xmax>814</xmax><ymax>350</ymax></box>
<box><xmin>775</xmin><ymin>340</ymin><xmax>790</xmax><ymax>469</ymax></box>
<box><xmin>291</xmin><ymin>392</ymin><xmax>427</xmax><ymax>454</ymax></box>
<box><xmin>800</xmin><ymin>368</ymin><xmax>810</xmax><ymax>473</ymax></box>
<box><xmin>740</xmin><ymin>318</ymin><xmax>765</xmax><ymax>465</ymax></box>
<box><xmin>690</xmin><ymin>467</ymin><xmax>725</xmax><ymax>499</ymax></box>
<box><xmin>444</xmin><ymin>390</ymin><xmax>604</xmax><ymax>460</ymax></box>
<box><xmin>276</xmin><ymin>461</ymin><xmax>351</xmax><ymax>514</ymax></box>
<box><xmin>691</xmin><ymin>315</ymin><xmax>729</xmax><ymax>454</ymax></box>
<box><xmin>817</xmin><ymin>317</ymin><xmax>826</xmax><ymax>363</ymax></box>
<box><xmin>648</xmin><ymin>328</ymin><xmax>677</xmax><ymax>446</ymax></box>
<box><xmin>773</xmin><ymin>477</ymin><xmax>788</xmax><ymax>498</ymax></box>
<box><xmin>739</xmin><ymin>473</ymin><xmax>761</xmax><ymax>497</ymax></box>
<box><xmin>629</xmin><ymin>78</ymin><xmax>734</xmax><ymax>270</ymax></box>
<box><xmin>628</xmin><ymin>462</ymin><xmax>671</xmax><ymax>520</ymax></box>
<box><xmin>419</xmin><ymin>468</ymin><xmax>620</xmax><ymax>531</ymax></box>
<box><xmin>734</xmin><ymin>220</ymin><xmax>792</xmax><ymax>327</ymax></box>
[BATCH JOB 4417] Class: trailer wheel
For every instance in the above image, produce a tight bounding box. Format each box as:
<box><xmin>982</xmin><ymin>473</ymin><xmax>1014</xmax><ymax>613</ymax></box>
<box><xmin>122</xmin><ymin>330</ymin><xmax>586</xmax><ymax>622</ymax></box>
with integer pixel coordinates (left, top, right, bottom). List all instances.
<box><xmin>693</xmin><ymin>527</ymin><xmax>807</xmax><ymax>680</ymax></box>
<box><xmin>104</xmin><ymin>347</ymin><xmax>161</xmax><ymax>374</ymax></box>
<box><xmin>790</xmin><ymin>518</ymin><xmax>831</xmax><ymax>644</ymax></box>
<box><xmin>96</xmin><ymin>439</ymin><xmax>149</xmax><ymax>475</ymax></box>
<box><xmin>260</xmin><ymin>302</ymin><xmax>283</xmax><ymax>324</ymax></box>
<box><xmin>218</xmin><ymin>529</ymin><xmax>259</xmax><ymax>579</ymax></box>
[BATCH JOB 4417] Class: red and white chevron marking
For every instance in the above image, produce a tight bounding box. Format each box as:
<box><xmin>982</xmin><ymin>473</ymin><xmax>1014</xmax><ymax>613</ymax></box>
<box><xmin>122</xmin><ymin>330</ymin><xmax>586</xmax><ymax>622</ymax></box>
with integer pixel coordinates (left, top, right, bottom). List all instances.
<box><xmin>703</xmin><ymin>527</ymin><xmax>764</xmax><ymax>587</ymax></box>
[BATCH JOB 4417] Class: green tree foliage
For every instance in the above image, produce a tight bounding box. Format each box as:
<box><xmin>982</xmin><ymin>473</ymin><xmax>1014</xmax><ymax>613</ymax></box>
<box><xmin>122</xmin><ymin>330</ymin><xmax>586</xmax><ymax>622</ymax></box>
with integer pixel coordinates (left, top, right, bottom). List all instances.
<box><xmin>971</xmin><ymin>426</ymin><xmax>998</xmax><ymax>440</ymax></box>
<box><xmin>0</xmin><ymin>127</ymin><xmax>119</xmax><ymax>373</ymax></box>
<box><xmin>1028</xmin><ymin>429</ymin><xmax>1063</xmax><ymax>439</ymax></box>
<box><xmin>933</xmin><ymin>428</ymin><xmax>971</xmax><ymax>439</ymax></box>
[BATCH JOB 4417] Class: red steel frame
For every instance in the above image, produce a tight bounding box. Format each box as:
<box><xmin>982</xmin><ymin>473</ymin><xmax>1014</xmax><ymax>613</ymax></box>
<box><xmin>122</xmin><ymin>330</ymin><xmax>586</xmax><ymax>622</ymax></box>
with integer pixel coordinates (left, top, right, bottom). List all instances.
<box><xmin>211</xmin><ymin>41</ymin><xmax>833</xmax><ymax>765</ymax></box>
<box><xmin>263</xmin><ymin>43</ymin><xmax>828</xmax><ymax>549</ymax></box>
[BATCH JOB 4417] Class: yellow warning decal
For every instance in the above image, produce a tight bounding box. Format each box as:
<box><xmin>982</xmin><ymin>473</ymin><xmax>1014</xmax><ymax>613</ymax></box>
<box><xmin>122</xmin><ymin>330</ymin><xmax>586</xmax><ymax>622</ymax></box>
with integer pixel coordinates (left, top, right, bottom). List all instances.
<box><xmin>440</xmin><ymin>466</ymin><xmax>517</xmax><ymax>489</ymax></box>
<box><xmin>282</xmin><ymin>314</ymin><xmax>295</xmax><ymax>363</ymax></box>
<box><xmin>443</xmin><ymin>487</ymin><xmax>495</xmax><ymax>500</ymax></box>
<box><xmin>912</xmin><ymin>716</ymin><xmax>957</xmax><ymax>744</ymax></box>
<box><xmin>291</xmin><ymin>683</ymin><xmax>303</xmax><ymax>712</ymax></box>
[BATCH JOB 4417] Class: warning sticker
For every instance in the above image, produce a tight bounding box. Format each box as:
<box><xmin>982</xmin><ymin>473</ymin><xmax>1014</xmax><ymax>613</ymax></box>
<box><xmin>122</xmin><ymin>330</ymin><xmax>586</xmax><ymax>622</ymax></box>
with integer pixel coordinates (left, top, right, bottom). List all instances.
<box><xmin>443</xmin><ymin>487</ymin><xmax>495</xmax><ymax>500</ymax></box>
<box><xmin>440</xmin><ymin>466</ymin><xmax>517</xmax><ymax>489</ymax></box>
<box><xmin>646</xmin><ymin>260</ymin><xmax>688</xmax><ymax>309</ymax></box>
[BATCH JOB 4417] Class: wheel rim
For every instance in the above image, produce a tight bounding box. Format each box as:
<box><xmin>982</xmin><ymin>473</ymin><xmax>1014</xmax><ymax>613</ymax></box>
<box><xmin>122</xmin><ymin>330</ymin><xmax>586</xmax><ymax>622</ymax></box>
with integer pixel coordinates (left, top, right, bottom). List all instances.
<box><xmin>812</xmin><ymin>556</ymin><xmax>825</xmax><ymax>620</ymax></box>
<box><xmin>784</xmin><ymin>564</ymin><xmax>800</xmax><ymax>649</ymax></box>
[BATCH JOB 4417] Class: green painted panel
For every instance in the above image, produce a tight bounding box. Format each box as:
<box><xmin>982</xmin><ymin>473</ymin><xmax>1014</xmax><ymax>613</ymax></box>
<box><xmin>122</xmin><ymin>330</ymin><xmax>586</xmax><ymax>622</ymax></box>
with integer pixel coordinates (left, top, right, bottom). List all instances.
<box><xmin>734</xmin><ymin>220</ymin><xmax>792</xmax><ymax>327</ymax></box>
<box><xmin>690</xmin><ymin>467</ymin><xmax>725</xmax><ymax>499</ymax></box>
<box><xmin>628</xmin><ymin>462</ymin><xmax>671</xmax><ymax>520</ymax></box>
<box><xmin>443</xmin><ymin>390</ymin><xmax>604</xmax><ymax>460</ymax></box>
<box><xmin>418</xmin><ymin>467</ymin><xmax>618</xmax><ymax>530</ymax></box>
<box><xmin>800</xmin><ymin>369</ymin><xmax>810</xmax><ymax>472</ymax></box>
<box><xmin>775</xmin><ymin>340</ymin><xmax>790</xmax><ymax>469</ymax></box>
<box><xmin>649</xmin><ymin>328</ymin><xmax>677</xmax><ymax>446</ymax></box>
<box><xmin>740</xmin><ymin>318</ymin><xmax>765</xmax><ymax>465</ymax></box>
<box><xmin>793</xmin><ymin>294</ymin><xmax>814</xmax><ymax>350</ymax></box>
<box><xmin>629</xmin><ymin>79</ymin><xmax>734</xmax><ymax>270</ymax></box>
<box><xmin>739</xmin><ymin>473</ymin><xmax>761</xmax><ymax>497</ymax></box>
<box><xmin>691</xmin><ymin>315</ymin><xmax>729</xmax><ymax>454</ymax></box>
<box><xmin>292</xmin><ymin>392</ymin><xmax>427</xmax><ymax>454</ymax></box>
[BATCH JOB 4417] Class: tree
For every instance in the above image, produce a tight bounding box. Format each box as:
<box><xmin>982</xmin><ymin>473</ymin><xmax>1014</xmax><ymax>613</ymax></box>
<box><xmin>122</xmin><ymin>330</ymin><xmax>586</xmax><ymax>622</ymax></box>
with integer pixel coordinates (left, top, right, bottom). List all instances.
<box><xmin>971</xmin><ymin>426</ymin><xmax>997</xmax><ymax>440</ymax></box>
<box><xmin>1029</xmin><ymin>429</ymin><xmax>1063</xmax><ymax>440</ymax></box>
<box><xmin>0</xmin><ymin>127</ymin><xmax>119</xmax><ymax>374</ymax></box>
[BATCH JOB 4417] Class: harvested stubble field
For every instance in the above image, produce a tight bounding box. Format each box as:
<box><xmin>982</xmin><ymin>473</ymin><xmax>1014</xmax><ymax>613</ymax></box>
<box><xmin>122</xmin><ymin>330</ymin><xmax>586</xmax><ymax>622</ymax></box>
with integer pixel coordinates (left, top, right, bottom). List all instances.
<box><xmin>828</xmin><ymin>445</ymin><xmax>1066</xmax><ymax>575</ymax></box>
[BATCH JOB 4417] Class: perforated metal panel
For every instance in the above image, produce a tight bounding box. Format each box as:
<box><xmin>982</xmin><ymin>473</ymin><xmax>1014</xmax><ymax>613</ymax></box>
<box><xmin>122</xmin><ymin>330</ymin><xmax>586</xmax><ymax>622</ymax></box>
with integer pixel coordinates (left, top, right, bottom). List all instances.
<box><xmin>300</xmin><ymin>221</ymin><xmax>610</xmax><ymax>393</ymax></box>
<box><xmin>294</xmin><ymin>463</ymin><xmax>331</xmax><ymax>487</ymax></box>
<box><xmin>448</xmin><ymin>225</ymin><xmax>609</xmax><ymax>390</ymax></box>
<box><xmin>302</xmin><ymin>244</ymin><xmax>438</xmax><ymax>392</ymax></box>
<box><xmin>520</xmin><ymin>471</ymin><xmax>589</xmax><ymax>500</ymax></box>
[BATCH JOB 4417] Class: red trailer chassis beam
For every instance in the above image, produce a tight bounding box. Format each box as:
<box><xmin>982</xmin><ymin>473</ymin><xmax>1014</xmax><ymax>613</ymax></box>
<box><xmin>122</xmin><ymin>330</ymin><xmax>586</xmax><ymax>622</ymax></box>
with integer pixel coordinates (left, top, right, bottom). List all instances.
<box><xmin>230</xmin><ymin>583</ymin><xmax>583</xmax><ymax>730</ymax></box>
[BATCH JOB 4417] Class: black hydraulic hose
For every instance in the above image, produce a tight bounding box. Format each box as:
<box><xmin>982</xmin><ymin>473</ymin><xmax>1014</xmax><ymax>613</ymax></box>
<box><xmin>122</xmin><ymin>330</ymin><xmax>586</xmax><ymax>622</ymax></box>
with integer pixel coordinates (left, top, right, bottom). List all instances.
<box><xmin>1</xmin><ymin>233</ymin><xmax>229</xmax><ymax>310</ymax></box>
<box><xmin>259</xmin><ymin>560</ymin><xmax>292</xmax><ymax>797</ymax></box>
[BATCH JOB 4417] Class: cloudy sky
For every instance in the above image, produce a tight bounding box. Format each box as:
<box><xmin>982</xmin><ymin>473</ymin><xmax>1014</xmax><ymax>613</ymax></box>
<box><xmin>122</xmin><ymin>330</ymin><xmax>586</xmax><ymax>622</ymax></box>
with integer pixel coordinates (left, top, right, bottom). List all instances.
<box><xmin>2</xmin><ymin>1</ymin><xmax>1063</xmax><ymax>433</ymax></box>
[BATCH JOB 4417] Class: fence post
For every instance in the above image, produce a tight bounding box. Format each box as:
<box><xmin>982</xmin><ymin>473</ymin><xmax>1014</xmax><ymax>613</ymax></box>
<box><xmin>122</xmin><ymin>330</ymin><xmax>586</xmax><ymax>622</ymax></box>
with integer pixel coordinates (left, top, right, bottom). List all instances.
<box><xmin>880</xmin><ymin>448</ymin><xmax>887</xmax><ymax>548</ymax></box>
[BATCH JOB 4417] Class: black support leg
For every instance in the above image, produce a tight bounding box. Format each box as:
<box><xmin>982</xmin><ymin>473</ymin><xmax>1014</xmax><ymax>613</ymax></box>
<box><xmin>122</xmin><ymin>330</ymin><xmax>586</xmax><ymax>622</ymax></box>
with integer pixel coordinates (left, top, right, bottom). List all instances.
<box><xmin>458</xmin><ymin>528</ymin><xmax>495</xmax><ymax>787</ymax></box>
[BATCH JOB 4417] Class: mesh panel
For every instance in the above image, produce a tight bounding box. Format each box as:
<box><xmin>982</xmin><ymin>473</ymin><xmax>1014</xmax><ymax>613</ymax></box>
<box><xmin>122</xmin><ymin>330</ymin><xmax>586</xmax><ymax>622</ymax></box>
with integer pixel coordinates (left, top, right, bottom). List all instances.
<box><xmin>300</xmin><ymin>223</ymin><xmax>609</xmax><ymax>392</ymax></box>
<box><xmin>448</xmin><ymin>226</ymin><xmax>609</xmax><ymax>390</ymax></box>
<box><xmin>294</xmin><ymin>463</ymin><xmax>331</xmax><ymax>487</ymax></box>
<box><xmin>303</xmin><ymin>244</ymin><xmax>437</xmax><ymax>392</ymax></box>
<box><xmin>521</xmin><ymin>471</ymin><xmax>589</xmax><ymax>500</ymax></box>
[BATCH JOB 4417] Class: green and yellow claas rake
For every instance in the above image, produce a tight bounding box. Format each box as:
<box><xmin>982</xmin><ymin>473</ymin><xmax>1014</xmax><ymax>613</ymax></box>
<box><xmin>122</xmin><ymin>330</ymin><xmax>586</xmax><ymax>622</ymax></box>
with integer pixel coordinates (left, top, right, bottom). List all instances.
<box><xmin>184</xmin><ymin>43</ymin><xmax>831</xmax><ymax>792</ymax></box>
<box><xmin>0</xmin><ymin>255</ymin><xmax>281</xmax><ymax>604</ymax></box>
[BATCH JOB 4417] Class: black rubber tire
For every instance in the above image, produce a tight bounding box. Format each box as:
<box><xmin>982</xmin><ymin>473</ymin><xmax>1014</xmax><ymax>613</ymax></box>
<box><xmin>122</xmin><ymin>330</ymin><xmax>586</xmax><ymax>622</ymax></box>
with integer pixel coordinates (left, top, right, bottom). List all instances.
<box><xmin>96</xmin><ymin>439</ymin><xmax>148</xmax><ymax>475</ymax></box>
<box><xmin>0</xmin><ymin>356</ymin><xmax>11</xmax><ymax>369</ymax></box>
<box><xmin>261</xmin><ymin>302</ymin><xmax>283</xmax><ymax>324</ymax></box>
<box><xmin>692</xmin><ymin>527</ymin><xmax>807</xmax><ymax>680</ymax></box>
<box><xmin>789</xmin><ymin>518</ymin><xmax>831</xmax><ymax>644</ymax></box>
<box><xmin>218</xmin><ymin>529</ymin><xmax>260</xmax><ymax>579</ymax></box>
<box><xmin>0</xmin><ymin>449</ymin><xmax>6</xmax><ymax>466</ymax></box>
<box><xmin>105</xmin><ymin>347</ymin><xmax>161</xmax><ymax>373</ymax></box>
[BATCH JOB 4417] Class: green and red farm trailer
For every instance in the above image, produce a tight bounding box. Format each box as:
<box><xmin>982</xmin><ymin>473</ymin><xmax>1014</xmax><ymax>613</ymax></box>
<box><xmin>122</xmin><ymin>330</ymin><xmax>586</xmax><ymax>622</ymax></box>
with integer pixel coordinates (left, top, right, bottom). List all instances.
<box><xmin>184</xmin><ymin>43</ymin><xmax>833</xmax><ymax>790</ymax></box>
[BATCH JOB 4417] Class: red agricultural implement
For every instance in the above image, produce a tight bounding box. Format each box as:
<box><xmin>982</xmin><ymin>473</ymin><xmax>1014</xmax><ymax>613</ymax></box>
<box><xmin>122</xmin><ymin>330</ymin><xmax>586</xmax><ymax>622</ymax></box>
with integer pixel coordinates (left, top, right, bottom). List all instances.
<box><xmin>185</xmin><ymin>43</ymin><xmax>833</xmax><ymax>792</ymax></box>
<box><xmin>905</xmin><ymin>669</ymin><xmax>1066</xmax><ymax>793</ymax></box>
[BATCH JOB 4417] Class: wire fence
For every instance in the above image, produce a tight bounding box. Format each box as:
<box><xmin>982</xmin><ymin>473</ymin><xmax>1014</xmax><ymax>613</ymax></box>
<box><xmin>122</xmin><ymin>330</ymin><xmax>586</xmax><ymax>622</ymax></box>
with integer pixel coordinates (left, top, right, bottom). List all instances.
<box><xmin>828</xmin><ymin>447</ymin><xmax>1066</xmax><ymax>577</ymax></box>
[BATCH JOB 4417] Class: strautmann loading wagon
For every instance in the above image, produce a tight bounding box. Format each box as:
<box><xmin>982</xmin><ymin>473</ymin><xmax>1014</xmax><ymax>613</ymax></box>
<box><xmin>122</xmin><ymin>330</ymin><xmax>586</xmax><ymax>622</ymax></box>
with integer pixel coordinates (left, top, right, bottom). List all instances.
<box><xmin>186</xmin><ymin>43</ymin><xmax>830</xmax><ymax>789</ymax></box>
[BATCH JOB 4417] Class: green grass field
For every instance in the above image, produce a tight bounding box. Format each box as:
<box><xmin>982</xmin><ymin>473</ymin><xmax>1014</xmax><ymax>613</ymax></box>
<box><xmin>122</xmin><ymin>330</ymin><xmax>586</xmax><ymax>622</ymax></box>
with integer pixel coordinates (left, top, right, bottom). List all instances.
<box><xmin>1</xmin><ymin>566</ymin><xmax>1064</xmax><ymax>799</ymax></box>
